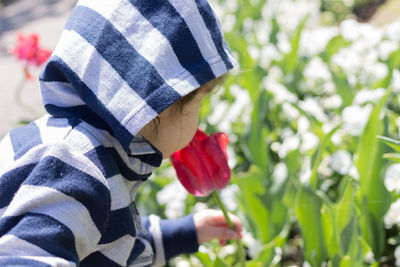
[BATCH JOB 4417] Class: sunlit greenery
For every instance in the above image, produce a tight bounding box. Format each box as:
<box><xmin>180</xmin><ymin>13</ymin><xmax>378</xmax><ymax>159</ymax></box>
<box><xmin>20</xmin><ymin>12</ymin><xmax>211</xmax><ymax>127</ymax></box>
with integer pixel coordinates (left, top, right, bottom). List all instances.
<box><xmin>137</xmin><ymin>0</ymin><xmax>400</xmax><ymax>266</ymax></box>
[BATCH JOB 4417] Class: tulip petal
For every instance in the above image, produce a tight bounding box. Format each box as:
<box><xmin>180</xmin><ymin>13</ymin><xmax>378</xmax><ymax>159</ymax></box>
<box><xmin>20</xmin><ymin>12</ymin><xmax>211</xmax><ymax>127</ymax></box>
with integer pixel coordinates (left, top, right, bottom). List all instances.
<box><xmin>170</xmin><ymin>156</ymin><xmax>208</xmax><ymax>196</ymax></box>
<box><xmin>170</xmin><ymin>129</ymin><xmax>231</xmax><ymax>196</ymax></box>
<box><xmin>180</xmin><ymin>145</ymin><xmax>215</xmax><ymax>193</ymax></box>
<box><xmin>194</xmin><ymin>128</ymin><xmax>208</xmax><ymax>142</ymax></box>
<box><xmin>203</xmin><ymin>134</ymin><xmax>231</xmax><ymax>190</ymax></box>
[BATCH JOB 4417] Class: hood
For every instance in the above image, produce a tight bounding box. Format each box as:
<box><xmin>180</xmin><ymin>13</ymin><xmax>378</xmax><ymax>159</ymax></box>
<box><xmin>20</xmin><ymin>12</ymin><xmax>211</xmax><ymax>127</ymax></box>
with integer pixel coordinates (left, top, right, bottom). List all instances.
<box><xmin>39</xmin><ymin>0</ymin><xmax>237</xmax><ymax>154</ymax></box>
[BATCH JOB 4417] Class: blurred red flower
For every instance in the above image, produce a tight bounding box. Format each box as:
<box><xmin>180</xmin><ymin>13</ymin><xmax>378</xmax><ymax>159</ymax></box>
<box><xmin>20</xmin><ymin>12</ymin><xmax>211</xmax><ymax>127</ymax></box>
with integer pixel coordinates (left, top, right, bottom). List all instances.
<box><xmin>9</xmin><ymin>33</ymin><xmax>51</xmax><ymax>79</ymax></box>
<box><xmin>170</xmin><ymin>128</ymin><xmax>231</xmax><ymax>197</ymax></box>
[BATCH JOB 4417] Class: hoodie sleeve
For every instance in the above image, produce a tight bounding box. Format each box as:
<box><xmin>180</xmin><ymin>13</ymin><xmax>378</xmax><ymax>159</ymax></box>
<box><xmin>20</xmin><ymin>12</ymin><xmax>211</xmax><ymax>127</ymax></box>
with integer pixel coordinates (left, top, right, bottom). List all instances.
<box><xmin>140</xmin><ymin>214</ymin><xmax>199</xmax><ymax>266</ymax></box>
<box><xmin>0</xmin><ymin>144</ymin><xmax>111</xmax><ymax>267</ymax></box>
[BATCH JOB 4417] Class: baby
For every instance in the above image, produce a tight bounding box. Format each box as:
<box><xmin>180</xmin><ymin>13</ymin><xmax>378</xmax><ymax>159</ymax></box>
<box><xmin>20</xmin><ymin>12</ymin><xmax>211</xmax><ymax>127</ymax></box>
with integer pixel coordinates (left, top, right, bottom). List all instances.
<box><xmin>0</xmin><ymin>0</ymin><xmax>241</xmax><ymax>266</ymax></box>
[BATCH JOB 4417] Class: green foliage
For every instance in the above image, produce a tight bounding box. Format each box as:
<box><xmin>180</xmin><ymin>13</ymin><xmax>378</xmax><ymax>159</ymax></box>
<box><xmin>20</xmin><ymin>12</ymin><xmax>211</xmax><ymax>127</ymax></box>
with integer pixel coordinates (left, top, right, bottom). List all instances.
<box><xmin>137</xmin><ymin>0</ymin><xmax>400</xmax><ymax>265</ymax></box>
<box><xmin>295</xmin><ymin>186</ymin><xmax>326</xmax><ymax>266</ymax></box>
<box><xmin>355</xmin><ymin>88</ymin><xmax>392</xmax><ymax>258</ymax></box>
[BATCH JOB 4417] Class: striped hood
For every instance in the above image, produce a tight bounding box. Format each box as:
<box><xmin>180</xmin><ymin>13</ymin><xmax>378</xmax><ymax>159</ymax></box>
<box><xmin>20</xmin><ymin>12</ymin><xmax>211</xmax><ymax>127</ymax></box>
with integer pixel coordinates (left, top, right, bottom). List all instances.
<box><xmin>39</xmin><ymin>0</ymin><xmax>237</xmax><ymax>154</ymax></box>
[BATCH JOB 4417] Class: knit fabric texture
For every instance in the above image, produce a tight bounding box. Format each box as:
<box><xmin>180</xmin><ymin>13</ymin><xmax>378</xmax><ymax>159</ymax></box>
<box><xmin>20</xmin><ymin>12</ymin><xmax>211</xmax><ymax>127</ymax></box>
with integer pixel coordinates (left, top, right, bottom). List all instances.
<box><xmin>0</xmin><ymin>0</ymin><xmax>236</xmax><ymax>266</ymax></box>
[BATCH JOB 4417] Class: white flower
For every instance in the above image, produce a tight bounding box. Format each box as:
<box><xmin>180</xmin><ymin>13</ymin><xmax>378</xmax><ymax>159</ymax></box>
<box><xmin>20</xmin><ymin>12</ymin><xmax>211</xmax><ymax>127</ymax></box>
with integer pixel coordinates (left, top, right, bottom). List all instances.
<box><xmin>221</xmin><ymin>184</ymin><xmax>240</xmax><ymax>211</ymax></box>
<box><xmin>322</xmin><ymin>94</ymin><xmax>342</xmax><ymax>109</ymax></box>
<box><xmin>385</xmin><ymin>164</ymin><xmax>400</xmax><ymax>193</ymax></box>
<box><xmin>214</xmin><ymin>85</ymin><xmax>251</xmax><ymax>133</ymax></box>
<box><xmin>298</xmin><ymin>116</ymin><xmax>310</xmax><ymax>133</ymax></box>
<box><xmin>300</xmin><ymin>27</ymin><xmax>338</xmax><ymax>56</ymax></box>
<box><xmin>300</xmin><ymin>132</ymin><xmax>319</xmax><ymax>152</ymax></box>
<box><xmin>248</xmin><ymin>45</ymin><xmax>260</xmax><ymax>60</ymax></box>
<box><xmin>367</xmin><ymin>62</ymin><xmax>388</xmax><ymax>81</ymax></box>
<box><xmin>256</xmin><ymin>21</ymin><xmax>271</xmax><ymax>45</ymax></box>
<box><xmin>192</xmin><ymin>202</ymin><xmax>208</xmax><ymax>213</ymax></box>
<box><xmin>222</xmin><ymin>14</ymin><xmax>236</xmax><ymax>32</ymax></box>
<box><xmin>340</xmin><ymin>20</ymin><xmax>360</xmax><ymax>41</ymax></box>
<box><xmin>303</xmin><ymin>57</ymin><xmax>332</xmax><ymax>81</ymax></box>
<box><xmin>265</xmin><ymin>0</ymin><xmax>320</xmax><ymax>32</ymax></box>
<box><xmin>156</xmin><ymin>180</ymin><xmax>187</xmax><ymax>219</ymax></box>
<box><xmin>260</xmin><ymin>44</ymin><xmax>279</xmax><ymax>69</ymax></box>
<box><xmin>227</xmin><ymin>145</ymin><xmax>237</xmax><ymax>169</ymax></box>
<box><xmin>395</xmin><ymin>246</ymin><xmax>400</xmax><ymax>267</ymax></box>
<box><xmin>385</xmin><ymin>20</ymin><xmax>400</xmax><ymax>42</ymax></box>
<box><xmin>342</xmin><ymin>104</ymin><xmax>372</xmax><ymax>136</ymax></box>
<box><xmin>330</xmin><ymin>150</ymin><xmax>352</xmax><ymax>175</ymax></box>
<box><xmin>353</xmin><ymin>88</ymin><xmax>386</xmax><ymax>106</ymax></box>
<box><xmin>263</xmin><ymin>68</ymin><xmax>298</xmax><ymax>104</ymax></box>
<box><xmin>299</xmin><ymin>98</ymin><xmax>328</xmax><ymax>122</ymax></box>
<box><xmin>225</xmin><ymin>0</ymin><xmax>238</xmax><ymax>12</ymax></box>
<box><xmin>282</xmin><ymin>102</ymin><xmax>300</xmax><ymax>120</ymax></box>
<box><xmin>341</xmin><ymin>19</ymin><xmax>383</xmax><ymax>46</ymax></box>
<box><xmin>364</xmin><ymin>252</ymin><xmax>375</xmax><ymax>264</ymax></box>
<box><xmin>384</xmin><ymin>198</ymin><xmax>400</xmax><ymax>228</ymax></box>
<box><xmin>300</xmin><ymin>157</ymin><xmax>312</xmax><ymax>184</ymax></box>
<box><xmin>243</xmin><ymin>18</ymin><xmax>255</xmax><ymax>33</ymax></box>
<box><xmin>174</xmin><ymin>257</ymin><xmax>191</xmax><ymax>267</ymax></box>
<box><xmin>273</xmin><ymin>162</ymin><xmax>288</xmax><ymax>183</ymax></box>
<box><xmin>279</xmin><ymin>134</ymin><xmax>300</xmax><ymax>158</ymax></box>
<box><xmin>319</xmin><ymin>155</ymin><xmax>333</xmax><ymax>178</ymax></box>
<box><xmin>378</xmin><ymin>40</ymin><xmax>399</xmax><ymax>60</ymax></box>
<box><xmin>392</xmin><ymin>69</ymin><xmax>400</xmax><ymax>93</ymax></box>
<box><xmin>331</xmin><ymin>46</ymin><xmax>361</xmax><ymax>75</ymax></box>
<box><xmin>241</xmin><ymin>229</ymin><xmax>262</xmax><ymax>259</ymax></box>
<box><xmin>277</xmin><ymin>32</ymin><xmax>291</xmax><ymax>53</ymax></box>
<box><xmin>218</xmin><ymin>244</ymin><xmax>236</xmax><ymax>258</ymax></box>
<box><xmin>208</xmin><ymin>100</ymin><xmax>229</xmax><ymax>125</ymax></box>
<box><xmin>349</xmin><ymin>165</ymin><xmax>360</xmax><ymax>180</ymax></box>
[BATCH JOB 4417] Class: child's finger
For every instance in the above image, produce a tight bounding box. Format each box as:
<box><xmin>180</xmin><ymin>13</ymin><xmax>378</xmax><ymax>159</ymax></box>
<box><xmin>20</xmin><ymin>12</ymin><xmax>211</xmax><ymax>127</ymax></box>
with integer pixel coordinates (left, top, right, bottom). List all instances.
<box><xmin>206</xmin><ymin>209</ymin><xmax>243</xmax><ymax>234</ymax></box>
<box><xmin>226</xmin><ymin>212</ymin><xmax>242</xmax><ymax>236</ymax></box>
<box><xmin>219</xmin><ymin>239</ymin><xmax>226</xmax><ymax>246</ymax></box>
<box><xmin>207</xmin><ymin>226</ymin><xmax>238</xmax><ymax>242</ymax></box>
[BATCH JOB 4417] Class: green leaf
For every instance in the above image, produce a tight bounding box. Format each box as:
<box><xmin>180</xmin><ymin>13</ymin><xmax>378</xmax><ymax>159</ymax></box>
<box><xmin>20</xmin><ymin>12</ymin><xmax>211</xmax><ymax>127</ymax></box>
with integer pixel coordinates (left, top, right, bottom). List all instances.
<box><xmin>321</xmin><ymin>35</ymin><xmax>351</xmax><ymax>63</ymax></box>
<box><xmin>244</xmin><ymin>261</ymin><xmax>263</xmax><ymax>267</ymax></box>
<box><xmin>242</xmin><ymin>90</ymin><xmax>270</xmax><ymax>177</ymax></box>
<box><xmin>212</xmin><ymin>257</ymin><xmax>229</xmax><ymax>267</ymax></box>
<box><xmin>321</xmin><ymin>202</ymin><xmax>339</xmax><ymax>258</ymax></box>
<box><xmin>355</xmin><ymin>87</ymin><xmax>392</xmax><ymax>200</ymax></box>
<box><xmin>378</xmin><ymin>135</ymin><xmax>400</xmax><ymax>152</ymax></box>
<box><xmin>335</xmin><ymin>179</ymin><xmax>353</xmax><ymax>235</ymax></box>
<box><xmin>309</xmin><ymin>124</ymin><xmax>341</xmax><ymax>189</ymax></box>
<box><xmin>328</xmin><ymin>254</ymin><xmax>342</xmax><ymax>267</ymax></box>
<box><xmin>355</xmin><ymin>88</ymin><xmax>393</xmax><ymax>258</ymax></box>
<box><xmin>235</xmin><ymin>168</ymin><xmax>270</xmax><ymax>243</ymax></box>
<box><xmin>374</xmin><ymin>46</ymin><xmax>400</xmax><ymax>89</ymax></box>
<box><xmin>383</xmin><ymin>152</ymin><xmax>400</xmax><ymax>163</ymax></box>
<box><xmin>281</xmin><ymin>15</ymin><xmax>308</xmax><ymax>73</ymax></box>
<box><xmin>195</xmin><ymin>252</ymin><xmax>212</xmax><ymax>266</ymax></box>
<box><xmin>339</xmin><ymin>256</ymin><xmax>352</xmax><ymax>267</ymax></box>
<box><xmin>295</xmin><ymin>186</ymin><xmax>326</xmax><ymax>266</ymax></box>
<box><xmin>269</xmin><ymin>16</ymin><xmax>279</xmax><ymax>46</ymax></box>
<box><xmin>254</xmin><ymin>242</ymin><xmax>275</xmax><ymax>266</ymax></box>
<box><xmin>335</xmin><ymin>180</ymin><xmax>362</xmax><ymax>263</ymax></box>
<box><xmin>329</xmin><ymin>66</ymin><xmax>355</xmax><ymax>107</ymax></box>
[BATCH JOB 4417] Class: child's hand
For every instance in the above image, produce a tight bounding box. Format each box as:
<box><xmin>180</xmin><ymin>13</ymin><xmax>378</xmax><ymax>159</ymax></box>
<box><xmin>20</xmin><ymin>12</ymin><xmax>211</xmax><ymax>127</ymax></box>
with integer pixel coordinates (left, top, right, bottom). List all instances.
<box><xmin>193</xmin><ymin>209</ymin><xmax>242</xmax><ymax>246</ymax></box>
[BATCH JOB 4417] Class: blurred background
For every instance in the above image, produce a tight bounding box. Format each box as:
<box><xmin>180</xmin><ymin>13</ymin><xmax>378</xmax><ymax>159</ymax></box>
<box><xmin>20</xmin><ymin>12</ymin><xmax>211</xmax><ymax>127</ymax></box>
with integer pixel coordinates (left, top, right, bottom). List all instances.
<box><xmin>1</xmin><ymin>0</ymin><xmax>400</xmax><ymax>266</ymax></box>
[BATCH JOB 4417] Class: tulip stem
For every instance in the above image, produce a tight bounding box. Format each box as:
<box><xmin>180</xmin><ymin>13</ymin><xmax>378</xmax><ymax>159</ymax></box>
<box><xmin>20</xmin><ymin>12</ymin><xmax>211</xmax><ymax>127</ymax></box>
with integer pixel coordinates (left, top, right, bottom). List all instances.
<box><xmin>212</xmin><ymin>190</ymin><xmax>245</xmax><ymax>267</ymax></box>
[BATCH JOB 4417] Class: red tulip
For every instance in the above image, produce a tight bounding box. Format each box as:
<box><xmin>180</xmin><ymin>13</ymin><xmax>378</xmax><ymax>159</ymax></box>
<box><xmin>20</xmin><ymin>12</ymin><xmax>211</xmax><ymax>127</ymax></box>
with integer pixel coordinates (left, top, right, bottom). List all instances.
<box><xmin>170</xmin><ymin>128</ymin><xmax>231</xmax><ymax>197</ymax></box>
<box><xmin>9</xmin><ymin>33</ymin><xmax>52</xmax><ymax>79</ymax></box>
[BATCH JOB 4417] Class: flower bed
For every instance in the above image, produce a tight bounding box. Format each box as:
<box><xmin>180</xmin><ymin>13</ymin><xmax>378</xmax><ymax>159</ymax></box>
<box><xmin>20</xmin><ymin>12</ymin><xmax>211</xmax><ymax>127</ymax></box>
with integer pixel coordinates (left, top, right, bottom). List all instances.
<box><xmin>136</xmin><ymin>0</ymin><xmax>400</xmax><ymax>266</ymax></box>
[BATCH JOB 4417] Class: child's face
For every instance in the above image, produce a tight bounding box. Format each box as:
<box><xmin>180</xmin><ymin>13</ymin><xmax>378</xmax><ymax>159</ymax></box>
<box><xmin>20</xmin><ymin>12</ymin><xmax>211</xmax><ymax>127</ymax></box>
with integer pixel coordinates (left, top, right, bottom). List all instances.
<box><xmin>139</xmin><ymin>88</ymin><xmax>209</xmax><ymax>158</ymax></box>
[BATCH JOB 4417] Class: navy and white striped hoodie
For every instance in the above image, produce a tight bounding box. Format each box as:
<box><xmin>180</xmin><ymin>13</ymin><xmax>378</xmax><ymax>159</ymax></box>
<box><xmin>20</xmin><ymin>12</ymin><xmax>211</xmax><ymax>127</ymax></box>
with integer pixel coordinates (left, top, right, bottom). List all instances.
<box><xmin>0</xmin><ymin>0</ymin><xmax>236</xmax><ymax>266</ymax></box>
